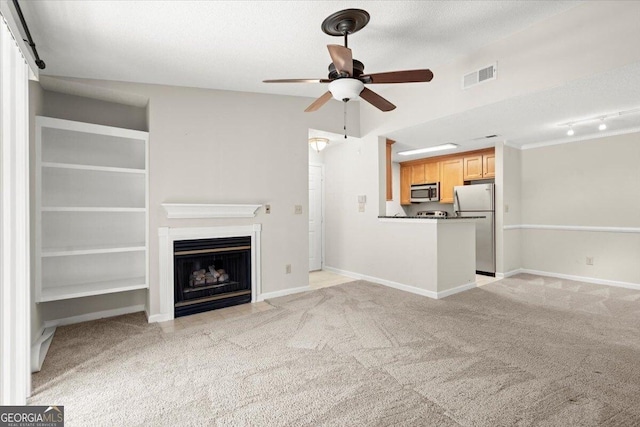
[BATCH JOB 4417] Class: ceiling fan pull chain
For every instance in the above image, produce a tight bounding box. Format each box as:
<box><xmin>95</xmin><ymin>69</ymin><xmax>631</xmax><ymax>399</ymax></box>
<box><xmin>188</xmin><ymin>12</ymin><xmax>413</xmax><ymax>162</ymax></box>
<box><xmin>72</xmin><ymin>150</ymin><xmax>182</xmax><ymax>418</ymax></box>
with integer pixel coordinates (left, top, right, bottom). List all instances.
<box><xmin>343</xmin><ymin>101</ymin><xmax>348</xmax><ymax>139</ymax></box>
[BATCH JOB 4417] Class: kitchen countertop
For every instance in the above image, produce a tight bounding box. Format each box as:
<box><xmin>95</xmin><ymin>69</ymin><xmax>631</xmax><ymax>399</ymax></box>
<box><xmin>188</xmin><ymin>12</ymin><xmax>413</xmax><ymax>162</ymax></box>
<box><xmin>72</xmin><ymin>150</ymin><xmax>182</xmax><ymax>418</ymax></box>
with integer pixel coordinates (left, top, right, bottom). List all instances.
<box><xmin>378</xmin><ymin>215</ymin><xmax>486</xmax><ymax>219</ymax></box>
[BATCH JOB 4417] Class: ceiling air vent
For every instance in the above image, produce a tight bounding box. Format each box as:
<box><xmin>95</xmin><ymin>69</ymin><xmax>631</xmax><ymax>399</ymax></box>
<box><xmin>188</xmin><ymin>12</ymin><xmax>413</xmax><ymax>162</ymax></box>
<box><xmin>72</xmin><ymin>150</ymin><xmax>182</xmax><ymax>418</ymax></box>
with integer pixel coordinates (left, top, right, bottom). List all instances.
<box><xmin>462</xmin><ymin>63</ymin><xmax>497</xmax><ymax>89</ymax></box>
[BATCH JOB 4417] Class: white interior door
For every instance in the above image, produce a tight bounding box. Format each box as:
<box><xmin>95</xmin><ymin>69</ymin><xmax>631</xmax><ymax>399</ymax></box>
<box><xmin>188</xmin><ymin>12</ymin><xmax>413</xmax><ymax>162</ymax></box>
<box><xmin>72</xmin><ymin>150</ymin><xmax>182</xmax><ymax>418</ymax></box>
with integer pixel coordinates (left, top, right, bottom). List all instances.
<box><xmin>309</xmin><ymin>164</ymin><xmax>323</xmax><ymax>271</ymax></box>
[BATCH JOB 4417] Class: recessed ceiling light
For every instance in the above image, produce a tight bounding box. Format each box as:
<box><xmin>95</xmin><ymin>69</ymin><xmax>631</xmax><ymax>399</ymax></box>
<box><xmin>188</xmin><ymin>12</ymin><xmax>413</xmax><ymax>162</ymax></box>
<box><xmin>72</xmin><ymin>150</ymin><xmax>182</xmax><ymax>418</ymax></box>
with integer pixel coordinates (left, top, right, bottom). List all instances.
<box><xmin>398</xmin><ymin>143</ymin><xmax>458</xmax><ymax>156</ymax></box>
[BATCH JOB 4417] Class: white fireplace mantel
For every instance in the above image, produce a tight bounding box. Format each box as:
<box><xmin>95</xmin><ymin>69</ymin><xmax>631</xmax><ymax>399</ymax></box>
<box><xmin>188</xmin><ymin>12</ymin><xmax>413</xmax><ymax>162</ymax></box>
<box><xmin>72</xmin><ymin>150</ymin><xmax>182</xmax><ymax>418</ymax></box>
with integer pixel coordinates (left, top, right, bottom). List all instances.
<box><xmin>152</xmin><ymin>224</ymin><xmax>262</xmax><ymax>323</ymax></box>
<box><xmin>162</xmin><ymin>203</ymin><xmax>262</xmax><ymax>219</ymax></box>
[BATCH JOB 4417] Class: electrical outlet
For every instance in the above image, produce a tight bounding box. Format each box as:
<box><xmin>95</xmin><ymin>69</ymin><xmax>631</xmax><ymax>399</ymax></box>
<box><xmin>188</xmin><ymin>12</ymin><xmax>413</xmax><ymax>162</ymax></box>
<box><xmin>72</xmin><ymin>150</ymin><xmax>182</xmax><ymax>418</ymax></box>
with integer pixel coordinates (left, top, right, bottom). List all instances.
<box><xmin>504</xmin><ymin>204</ymin><xmax>509</xmax><ymax>213</ymax></box>
<box><xmin>294</xmin><ymin>205</ymin><xmax>302</xmax><ymax>214</ymax></box>
<box><xmin>285</xmin><ymin>264</ymin><xmax>291</xmax><ymax>274</ymax></box>
<box><xmin>265</xmin><ymin>204</ymin><xmax>271</xmax><ymax>214</ymax></box>
<box><xmin>358</xmin><ymin>203</ymin><xmax>365</xmax><ymax>212</ymax></box>
<box><xmin>586</xmin><ymin>256</ymin><xmax>594</xmax><ymax>266</ymax></box>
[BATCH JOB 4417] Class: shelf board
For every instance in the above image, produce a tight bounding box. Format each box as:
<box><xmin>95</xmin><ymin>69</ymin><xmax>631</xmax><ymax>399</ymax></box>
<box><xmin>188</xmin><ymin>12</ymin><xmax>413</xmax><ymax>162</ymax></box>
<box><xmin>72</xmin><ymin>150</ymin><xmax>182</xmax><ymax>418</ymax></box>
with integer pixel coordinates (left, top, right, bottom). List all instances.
<box><xmin>41</xmin><ymin>207</ymin><xmax>146</xmax><ymax>213</ymax></box>
<box><xmin>41</xmin><ymin>244</ymin><xmax>146</xmax><ymax>257</ymax></box>
<box><xmin>41</xmin><ymin>162</ymin><xmax>145</xmax><ymax>174</ymax></box>
<box><xmin>39</xmin><ymin>277</ymin><xmax>148</xmax><ymax>302</ymax></box>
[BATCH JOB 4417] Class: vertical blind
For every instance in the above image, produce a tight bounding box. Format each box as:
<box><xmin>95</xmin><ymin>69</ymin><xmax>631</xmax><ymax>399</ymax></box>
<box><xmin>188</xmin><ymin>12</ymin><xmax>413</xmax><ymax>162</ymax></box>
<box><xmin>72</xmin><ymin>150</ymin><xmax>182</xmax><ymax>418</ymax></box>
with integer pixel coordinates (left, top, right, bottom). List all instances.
<box><xmin>0</xmin><ymin>13</ymin><xmax>30</xmax><ymax>404</ymax></box>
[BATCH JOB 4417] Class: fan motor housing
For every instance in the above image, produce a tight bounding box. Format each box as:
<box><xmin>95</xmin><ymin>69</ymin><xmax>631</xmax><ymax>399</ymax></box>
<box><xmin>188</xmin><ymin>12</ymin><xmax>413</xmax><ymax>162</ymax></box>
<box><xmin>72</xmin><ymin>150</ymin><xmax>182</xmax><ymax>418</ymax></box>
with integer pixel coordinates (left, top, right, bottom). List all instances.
<box><xmin>328</xmin><ymin>60</ymin><xmax>365</xmax><ymax>79</ymax></box>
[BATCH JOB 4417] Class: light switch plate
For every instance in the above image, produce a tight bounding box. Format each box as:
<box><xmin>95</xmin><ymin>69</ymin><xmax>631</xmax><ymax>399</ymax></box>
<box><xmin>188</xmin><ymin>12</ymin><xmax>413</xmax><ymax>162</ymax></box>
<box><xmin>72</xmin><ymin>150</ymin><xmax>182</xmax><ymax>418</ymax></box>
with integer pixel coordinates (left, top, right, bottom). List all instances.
<box><xmin>265</xmin><ymin>204</ymin><xmax>271</xmax><ymax>214</ymax></box>
<box><xmin>358</xmin><ymin>195</ymin><xmax>367</xmax><ymax>203</ymax></box>
<box><xmin>294</xmin><ymin>205</ymin><xmax>302</xmax><ymax>214</ymax></box>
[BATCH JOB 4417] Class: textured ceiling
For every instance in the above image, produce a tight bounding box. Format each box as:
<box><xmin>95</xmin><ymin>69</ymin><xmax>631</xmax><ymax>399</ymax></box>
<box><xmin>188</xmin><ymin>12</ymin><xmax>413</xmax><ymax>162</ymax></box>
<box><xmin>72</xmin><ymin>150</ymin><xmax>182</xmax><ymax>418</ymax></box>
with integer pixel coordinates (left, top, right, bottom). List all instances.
<box><xmin>388</xmin><ymin>61</ymin><xmax>640</xmax><ymax>160</ymax></box>
<box><xmin>20</xmin><ymin>1</ymin><xmax>579</xmax><ymax>98</ymax></box>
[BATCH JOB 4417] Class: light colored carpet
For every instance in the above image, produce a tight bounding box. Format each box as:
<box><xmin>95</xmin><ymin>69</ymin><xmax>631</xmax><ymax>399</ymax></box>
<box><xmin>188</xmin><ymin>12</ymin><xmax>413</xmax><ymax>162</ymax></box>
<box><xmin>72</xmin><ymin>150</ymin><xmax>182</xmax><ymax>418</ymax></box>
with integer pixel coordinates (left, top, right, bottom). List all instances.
<box><xmin>30</xmin><ymin>274</ymin><xmax>640</xmax><ymax>426</ymax></box>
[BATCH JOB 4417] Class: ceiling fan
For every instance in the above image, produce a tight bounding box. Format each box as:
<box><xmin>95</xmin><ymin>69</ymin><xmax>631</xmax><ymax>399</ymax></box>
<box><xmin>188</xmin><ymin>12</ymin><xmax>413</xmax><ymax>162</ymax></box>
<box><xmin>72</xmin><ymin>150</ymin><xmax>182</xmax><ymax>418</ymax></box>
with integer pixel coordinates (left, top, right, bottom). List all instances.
<box><xmin>263</xmin><ymin>9</ymin><xmax>433</xmax><ymax>113</ymax></box>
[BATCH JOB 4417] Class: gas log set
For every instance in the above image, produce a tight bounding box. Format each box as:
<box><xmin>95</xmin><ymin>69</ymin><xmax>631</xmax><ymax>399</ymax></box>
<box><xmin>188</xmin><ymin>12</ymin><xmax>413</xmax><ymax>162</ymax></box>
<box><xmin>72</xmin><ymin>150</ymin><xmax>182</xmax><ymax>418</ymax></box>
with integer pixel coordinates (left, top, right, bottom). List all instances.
<box><xmin>190</xmin><ymin>265</ymin><xmax>230</xmax><ymax>287</ymax></box>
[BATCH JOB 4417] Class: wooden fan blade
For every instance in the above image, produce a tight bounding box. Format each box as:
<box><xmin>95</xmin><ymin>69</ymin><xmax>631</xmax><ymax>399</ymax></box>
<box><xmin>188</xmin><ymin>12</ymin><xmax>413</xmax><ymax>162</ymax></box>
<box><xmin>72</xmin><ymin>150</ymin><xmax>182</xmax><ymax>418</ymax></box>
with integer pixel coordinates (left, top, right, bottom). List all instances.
<box><xmin>359</xmin><ymin>87</ymin><xmax>396</xmax><ymax>112</ymax></box>
<box><xmin>327</xmin><ymin>45</ymin><xmax>353</xmax><ymax>77</ymax></box>
<box><xmin>305</xmin><ymin>91</ymin><xmax>333</xmax><ymax>112</ymax></box>
<box><xmin>360</xmin><ymin>69</ymin><xmax>434</xmax><ymax>84</ymax></box>
<box><xmin>263</xmin><ymin>78</ymin><xmax>331</xmax><ymax>83</ymax></box>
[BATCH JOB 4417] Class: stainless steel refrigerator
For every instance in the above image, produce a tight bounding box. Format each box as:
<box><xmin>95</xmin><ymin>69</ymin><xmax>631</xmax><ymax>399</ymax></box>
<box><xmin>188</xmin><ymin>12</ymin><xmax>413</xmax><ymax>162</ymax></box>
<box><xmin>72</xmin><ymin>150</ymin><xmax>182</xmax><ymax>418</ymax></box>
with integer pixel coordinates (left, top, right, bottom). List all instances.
<box><xmin>453</xmin><ymin>183</ymin><xmax>495</xmax><ymax>275</ymax></box>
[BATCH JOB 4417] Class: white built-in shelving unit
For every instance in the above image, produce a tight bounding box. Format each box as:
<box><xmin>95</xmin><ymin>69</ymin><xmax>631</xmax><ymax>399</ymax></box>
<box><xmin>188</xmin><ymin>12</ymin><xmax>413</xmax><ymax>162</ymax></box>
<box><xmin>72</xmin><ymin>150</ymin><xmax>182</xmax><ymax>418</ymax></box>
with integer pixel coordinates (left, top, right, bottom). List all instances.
<box><xmin>35</xmin><ymin>116</ymin><xmax>149</xmax><ymax>302</ymax></box>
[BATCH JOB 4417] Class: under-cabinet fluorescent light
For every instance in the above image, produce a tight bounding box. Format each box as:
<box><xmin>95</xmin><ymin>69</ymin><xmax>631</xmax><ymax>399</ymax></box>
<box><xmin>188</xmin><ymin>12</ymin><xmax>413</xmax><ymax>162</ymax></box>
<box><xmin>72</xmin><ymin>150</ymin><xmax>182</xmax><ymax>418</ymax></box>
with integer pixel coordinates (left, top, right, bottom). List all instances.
<box><xmin>397</xmin><ymin>143</ymin><xmax>458</xmax><ymax>156</ymax></box>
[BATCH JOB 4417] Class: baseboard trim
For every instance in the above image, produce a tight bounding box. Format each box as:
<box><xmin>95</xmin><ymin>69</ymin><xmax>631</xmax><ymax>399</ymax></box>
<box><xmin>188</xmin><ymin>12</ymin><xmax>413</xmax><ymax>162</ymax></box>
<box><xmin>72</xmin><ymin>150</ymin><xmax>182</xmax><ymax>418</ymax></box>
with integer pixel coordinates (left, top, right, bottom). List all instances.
<box><xmin>147</xmin><ymin>313</ymin><xmax>173</xmax><ymax>323</ymax></box>
<box><xmin>518</xmin><ymin>269</ymin><xmax>640</xmax><ymax>291</ymax></box>
<box><xmin>43</xmin><ymin>304</ymin><xmax>146</xmax><ymax>328</ymax></box>
<box><xmin>31</xmin><ymin>327</ymin><xmax>56</xmax><ymax>373</ymax></box>
<box><xmin>437</xmin><ymin>282</ymin><xmax>478</xmax><ymax>298</ymax></box>
<box><xmin>258</xmin><ymin>286</ymin><xmax>311</xmax><ymax>301</ymax></box>
<box><xmin>496</xmin><ymin>269</ymin><xmax>523</xmax><ymax>279</ymax></box>
<box><xmin>323</xmin><ymin>266</ymin><xmax>476</xmax><ymax>299</ymax></box>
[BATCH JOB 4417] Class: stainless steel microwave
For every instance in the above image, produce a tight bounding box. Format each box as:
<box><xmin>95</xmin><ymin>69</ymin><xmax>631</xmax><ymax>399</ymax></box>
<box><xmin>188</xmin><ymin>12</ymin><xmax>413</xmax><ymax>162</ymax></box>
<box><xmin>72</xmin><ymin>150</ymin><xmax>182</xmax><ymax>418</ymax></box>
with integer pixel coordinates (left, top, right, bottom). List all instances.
<box><xmin>410</xmin><ymin>183</ymin><xmax>439</xmax><ymax>203</ymax></box>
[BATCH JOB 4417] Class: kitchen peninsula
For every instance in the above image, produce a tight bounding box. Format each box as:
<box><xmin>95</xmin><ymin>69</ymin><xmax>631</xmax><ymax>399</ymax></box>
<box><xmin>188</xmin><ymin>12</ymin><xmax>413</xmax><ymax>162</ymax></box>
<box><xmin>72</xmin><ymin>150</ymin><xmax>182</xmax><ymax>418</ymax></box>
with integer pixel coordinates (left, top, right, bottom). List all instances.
<box><xmin>373</xmin><ymin>215</ymin><xmax>481</xmax><ymax>299</ymax></box>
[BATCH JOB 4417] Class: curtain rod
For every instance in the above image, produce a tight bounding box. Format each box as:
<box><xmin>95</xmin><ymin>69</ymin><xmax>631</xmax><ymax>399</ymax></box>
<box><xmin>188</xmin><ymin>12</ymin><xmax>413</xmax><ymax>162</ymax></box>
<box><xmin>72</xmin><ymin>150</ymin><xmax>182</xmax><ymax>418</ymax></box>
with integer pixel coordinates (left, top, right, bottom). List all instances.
<box><xmin>11</xmin><ymin>0</ymin><xmax>45</xmax><ymax>69</ymax></box>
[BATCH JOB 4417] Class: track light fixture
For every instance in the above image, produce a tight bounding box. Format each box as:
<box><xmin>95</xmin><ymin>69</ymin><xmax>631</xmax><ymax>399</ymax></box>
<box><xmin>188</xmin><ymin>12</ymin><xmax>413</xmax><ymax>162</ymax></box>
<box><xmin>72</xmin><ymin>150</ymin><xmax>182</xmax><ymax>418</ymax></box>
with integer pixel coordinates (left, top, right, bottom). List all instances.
<box><xmin>598</xmin><ymin>119</ymin><xmax>607</xmax><ymax>131</ymax></box>
<box><xmin>559</xmin><ymin>107</ymin><xmax>640</xmax><ymax>136</ymax></box>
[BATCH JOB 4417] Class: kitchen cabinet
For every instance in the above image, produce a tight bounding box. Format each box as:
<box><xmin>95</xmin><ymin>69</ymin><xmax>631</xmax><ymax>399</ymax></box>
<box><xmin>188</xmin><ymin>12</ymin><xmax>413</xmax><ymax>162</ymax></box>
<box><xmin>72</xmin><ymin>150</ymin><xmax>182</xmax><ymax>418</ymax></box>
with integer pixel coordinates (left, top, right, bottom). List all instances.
<box><xmin>464</xmin><ymin>153</ymin><xmax>495</xmax><ymax>180</ymax></box>
<box><xmin>400</xmin><ymin>164</ymin><xmax>411</xmax><ymax>205</ymax></box>
<box><xmin>425</xmin><ymin>162</ymin><xmax>439</xmax><ymax>183</ymax></box>
<box><xmin>411</xmin><ymin>161</ymin><xmax>439</xmax><ymax>185</ymax></box>
<box><xmin>463</xmin><ymin>155</ymin><xmax>483</xmax><ymax>180</ymax></box>
<box><xmin>439</xmin><ymin>158</ymin><xmax>464</xmax><ymax>203</ymax></box>
<box><xmin>483</xmin><ymin>153</ymin><xmax>495</xmax><ymax>178</ymax></box>
<box><xmin>399</xmin><ymin>148</ymin><xmax>494</xmax><ymax>204</ymax></box>
<box><xmin>411</xmin><ymin>163</ymin><xmax>425</xmax><ymax>185</ymax></box>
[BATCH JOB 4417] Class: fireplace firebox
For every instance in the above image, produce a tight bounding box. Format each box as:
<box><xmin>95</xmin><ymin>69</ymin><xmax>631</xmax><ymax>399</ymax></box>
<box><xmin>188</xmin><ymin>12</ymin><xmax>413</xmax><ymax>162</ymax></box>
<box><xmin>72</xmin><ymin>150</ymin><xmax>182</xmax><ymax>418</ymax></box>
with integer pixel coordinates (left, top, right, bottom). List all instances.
<box><xmin>173</xmin><ymin>236</ymin><xmax>251</xmax><ymax>317</ymax></box>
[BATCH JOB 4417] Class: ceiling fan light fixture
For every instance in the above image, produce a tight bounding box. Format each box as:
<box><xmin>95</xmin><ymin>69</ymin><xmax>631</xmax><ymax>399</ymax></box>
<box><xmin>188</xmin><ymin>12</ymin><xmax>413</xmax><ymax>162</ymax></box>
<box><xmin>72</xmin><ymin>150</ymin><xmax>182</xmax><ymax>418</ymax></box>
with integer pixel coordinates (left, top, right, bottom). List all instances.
<box><xmin>328</xmin><ymin>78</ymin><xmax>364</xmax><ymax>101</ymax></box>
<box><xmin>398</xmin><ymin>143</ymin><xmax>458</xmax><ymax>156</ymax></box>
<box><xmin>309</xmin><ymin>137</ymin><xmax>330</xmax><ymax>152</ymax></box>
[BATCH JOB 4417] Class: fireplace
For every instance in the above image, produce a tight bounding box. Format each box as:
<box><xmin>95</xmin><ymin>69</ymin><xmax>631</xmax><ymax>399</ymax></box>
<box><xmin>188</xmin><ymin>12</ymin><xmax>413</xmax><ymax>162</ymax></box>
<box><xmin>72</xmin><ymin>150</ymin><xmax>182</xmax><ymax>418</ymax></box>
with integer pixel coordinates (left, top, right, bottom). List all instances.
<box><xmin>157</xmin><ymin>224</ymin><xmax>261</xmax><ymax>323</ymax></box>
<box><xmin>173</xmin><ymin>236</ymin><xmax>252</xmax><ymax>317</ymax></box>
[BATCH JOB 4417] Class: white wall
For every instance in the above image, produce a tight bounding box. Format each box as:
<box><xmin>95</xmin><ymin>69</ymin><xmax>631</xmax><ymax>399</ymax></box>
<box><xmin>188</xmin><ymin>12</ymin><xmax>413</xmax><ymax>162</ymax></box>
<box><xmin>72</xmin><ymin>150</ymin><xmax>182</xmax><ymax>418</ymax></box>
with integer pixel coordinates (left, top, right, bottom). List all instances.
<box><xmin>519</xmin><ymin>132</ymin><xmax>640</xmax><ymax>285</ymax></box>
<box><xmin>499</xmin><ymin>143</ymin><xmax>522</xmax><ymax>274</ymax></box>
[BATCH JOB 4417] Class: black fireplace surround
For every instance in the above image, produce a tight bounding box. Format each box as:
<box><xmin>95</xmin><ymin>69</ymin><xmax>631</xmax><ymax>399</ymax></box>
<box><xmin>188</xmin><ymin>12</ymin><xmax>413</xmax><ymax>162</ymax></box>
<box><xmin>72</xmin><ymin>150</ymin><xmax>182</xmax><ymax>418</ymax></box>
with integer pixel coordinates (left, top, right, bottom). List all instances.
<box><xmin>174</xmin><ymin>236</ymin><xmax>251</xmax><ymax>317</ymax></box>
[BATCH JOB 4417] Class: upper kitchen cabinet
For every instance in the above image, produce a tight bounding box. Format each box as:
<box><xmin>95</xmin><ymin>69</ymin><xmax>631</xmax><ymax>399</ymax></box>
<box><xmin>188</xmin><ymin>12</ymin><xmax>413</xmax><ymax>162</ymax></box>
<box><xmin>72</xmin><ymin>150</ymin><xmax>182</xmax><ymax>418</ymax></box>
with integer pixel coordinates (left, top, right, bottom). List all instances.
<box><xmin>464</xmin><ymin>152</ymin><xmax>495</xmax><ymax>180</ymax></box>
<box><xmin>411</xmin><ymin>163</ymin><xmax>425</xmax><ymax>185</ymax></box>
<box><xmin>399</xmin><ymin>147</ymin><xmax>494</xmax><ymax>204</ymax></box>
<box><xmin>410</xmin><ymin>161</ymin><xmax>439</xmax><ymax>185</ymax></box>
<box><xmin>424</xmin><ymin>162</ymin><xmax>439</xmax><ymax>183</ymax></box>
<box><xmin>483</xmin><ymin>153</ymin><xmax>495</xmax><ymax>178</ymax></box>
<box><xmin>463</xmin><ymin>155</ymin><xmax>483</xmax><ymax>180</ymax></box>
<box><xmin>439</xmin><ymin>158</ymin><xmax>464</xmax><ymax>203</ymax></box>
